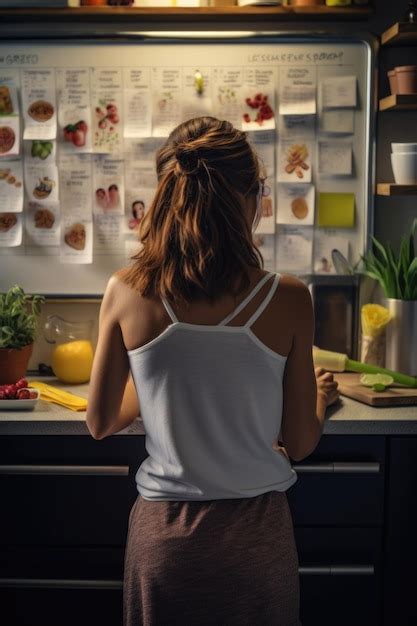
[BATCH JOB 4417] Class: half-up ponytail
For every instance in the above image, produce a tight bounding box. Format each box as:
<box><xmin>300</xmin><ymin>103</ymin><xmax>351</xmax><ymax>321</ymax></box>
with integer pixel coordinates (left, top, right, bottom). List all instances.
<box><xmin>122</xmin><ymin>116</ymin><xmax>264</xmax><ymax>304</ymax></box>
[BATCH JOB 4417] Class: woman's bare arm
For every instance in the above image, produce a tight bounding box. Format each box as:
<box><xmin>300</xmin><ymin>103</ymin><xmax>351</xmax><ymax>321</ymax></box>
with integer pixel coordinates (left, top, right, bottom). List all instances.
<box><xmin>86</xmin><ymin>275</ymin><xmax>140</xmax><ymax>440</ymax></box>
<box><xmin>280</xmin><ymin>280</ymin><xmax>327</xmax><ymax>462</ymax></box>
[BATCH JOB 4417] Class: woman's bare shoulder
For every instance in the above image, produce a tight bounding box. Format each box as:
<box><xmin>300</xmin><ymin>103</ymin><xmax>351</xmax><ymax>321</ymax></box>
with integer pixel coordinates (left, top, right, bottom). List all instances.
<box><xmin>102</xmin><ymin>267</ymin><xmax>144</xmax><ymax>313</ymax></box>
<box><xmin>272</xmin><ymin>273</ymin><xmax>313</xmax><ymax>329</ymax></box>
<box><xmin>112</xmin><ymin>265</ymin><xmax>134</xmax><ymax>285</ymax></box>
<box><xmin>278</xmin><ymin>273</ymin><xmax>311</xmax><ymax>302</ymax></box>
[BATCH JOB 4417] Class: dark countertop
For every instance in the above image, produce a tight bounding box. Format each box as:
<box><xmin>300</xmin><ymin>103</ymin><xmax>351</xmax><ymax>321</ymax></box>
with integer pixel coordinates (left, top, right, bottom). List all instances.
<box><xmin>1</xmin><ymin>377</ymin><xmax>417</xmax><ymax>436</ymax></box>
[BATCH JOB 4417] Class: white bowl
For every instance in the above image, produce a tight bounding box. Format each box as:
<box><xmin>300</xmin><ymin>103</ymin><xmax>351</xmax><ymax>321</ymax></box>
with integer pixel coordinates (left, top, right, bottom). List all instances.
<box><xmin>0</xmin><ymin>388</ymin><xmax>40</xmax><ymax>411</ymax></box>
<box><xmin>392</xmin><ymin>143</ymin><xmax>417</xmax><ymax>153</ymax></box>
<box><xmin>391</xmin><ymin>152</ymin><xmax>417</xmax><ymax>184</ymax></box>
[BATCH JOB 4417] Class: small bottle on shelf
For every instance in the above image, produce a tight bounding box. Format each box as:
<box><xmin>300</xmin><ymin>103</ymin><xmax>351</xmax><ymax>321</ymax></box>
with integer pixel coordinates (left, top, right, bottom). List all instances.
<box><xmin>404</xmin><ymin>0</ymin><xmax>417</xmax><ymax>22</ymax></box>
<box><xmin>325</xmin><ymin>0</ymin><xmax>352</xmax><ymax>6</ymax></box>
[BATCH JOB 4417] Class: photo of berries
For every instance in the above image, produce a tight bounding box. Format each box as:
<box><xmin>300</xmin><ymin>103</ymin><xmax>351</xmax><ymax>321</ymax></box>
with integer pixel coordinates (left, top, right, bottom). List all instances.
<box><xmin>242</xmin><ymin>92</ymin><xmax>275</xmax><ymax>128</ymax></box>
<box><xmin>93</xmin><ymin>100</ymin><xmax>121</xmax><ymax>152</ymax></box>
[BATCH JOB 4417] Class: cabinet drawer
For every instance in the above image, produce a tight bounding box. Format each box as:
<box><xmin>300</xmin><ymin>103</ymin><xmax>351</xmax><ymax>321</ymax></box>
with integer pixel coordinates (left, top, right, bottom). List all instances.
<box><xmin>0</xmin><ymin>546</ymin><xmax>124</xmax><ymax>579</ymax></box>
<box><xmin>296</xmin><ymin>527</ymin><xmax>381</xmax><ymax>626</ymax></box>
<box><xmin>0</xmin><ymin>546</ymin><xmax>123</xmax><ymax>626</ymax></box>
<box><xmin>295</xmin><ymin>527</ymin><xmax>382</xmax><ymax>565</ymax></box>
<box><xmin>288</xmin><ymin>436</ymin><xmax>386</xmax><ymax>526</ymax></box>
<box><xmin>299</xmin><ymin>572</ymin><xmax>379</xmax><ymax>626</ymax></box>
<box><xmin>1</xmin><ymin>588</ymin><xmax>122</xmax><ymax>626</ymax></box>
<box><xmin>0</xmin><ymin>436</ymin><xmax>145</xmax><ymax>546</ymax></box>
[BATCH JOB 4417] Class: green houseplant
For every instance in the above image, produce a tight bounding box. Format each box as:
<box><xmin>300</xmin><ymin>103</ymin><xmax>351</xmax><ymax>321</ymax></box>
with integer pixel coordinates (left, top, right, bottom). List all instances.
<box><xmin>361</xmin><ymin>219</ymin><xmax>417</xmax><ymax>375</ymax></box>
<box><xmin>0</xmin><ymin>285</ymin><xmax>44</xmax><ymax>384</ymax></box>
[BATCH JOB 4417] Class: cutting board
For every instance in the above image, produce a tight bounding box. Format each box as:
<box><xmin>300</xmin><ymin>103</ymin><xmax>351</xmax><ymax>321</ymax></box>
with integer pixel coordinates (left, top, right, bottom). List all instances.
<box><xmin>334</xmin><ymin>373</ymin><xmax>417</xmax><ymax>407</ymax></box>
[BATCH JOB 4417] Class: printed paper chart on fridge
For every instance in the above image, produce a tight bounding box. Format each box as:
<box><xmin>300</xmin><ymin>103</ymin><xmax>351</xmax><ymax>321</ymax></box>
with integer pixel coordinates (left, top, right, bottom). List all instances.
<box><xmin>0</xmin><ymin>50</ymin><xmax>366</xmax><ymax>278</ymax></box>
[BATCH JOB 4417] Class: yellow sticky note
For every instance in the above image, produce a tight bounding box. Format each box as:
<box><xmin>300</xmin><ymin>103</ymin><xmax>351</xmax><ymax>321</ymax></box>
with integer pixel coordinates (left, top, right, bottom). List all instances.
<box><xmin>318</xmin><ymin>192</ymin><xmax>355</xmax><ymax>228</ymax></box>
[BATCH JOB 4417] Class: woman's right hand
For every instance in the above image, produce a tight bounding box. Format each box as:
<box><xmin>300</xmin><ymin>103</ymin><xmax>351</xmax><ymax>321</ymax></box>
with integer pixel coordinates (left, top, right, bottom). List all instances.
<box><xmin>315</xmin><ymin>367</ymin><xmax>340</xmax><ymax>408</ymax></box>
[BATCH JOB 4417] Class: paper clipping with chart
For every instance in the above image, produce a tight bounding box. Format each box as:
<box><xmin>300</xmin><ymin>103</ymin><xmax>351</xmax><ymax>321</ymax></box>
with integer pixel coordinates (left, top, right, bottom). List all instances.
<box><xmin>279</xmin><ymin>67</ymin><xmax>316</xmax><ymax>116</ymax></box>
<box><xmin>276</xmin><ymin>226</ymin><xmax>313</xmax><ymax>274</ymax></box>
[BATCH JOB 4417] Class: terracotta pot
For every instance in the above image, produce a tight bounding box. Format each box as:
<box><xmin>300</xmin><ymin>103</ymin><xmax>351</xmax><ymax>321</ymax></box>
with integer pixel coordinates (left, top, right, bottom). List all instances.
<box><xmin>388</xmin><ymin>70</ymin><xmax>398</xmax><ymax>95</ymax></box>
<box><xmin>395</xmin><ymin>65</ymin><xmax>417</xmax><ymax>94</ymax></box>
<box><xmin>0</xmin><ymin>344</ymin><xmax>34</xmax><ymax>385</ymax></box>
<box><xmin>80</xmin><ymin>0</ymin><xmax>108</xmax><ymax>6</ymax></box>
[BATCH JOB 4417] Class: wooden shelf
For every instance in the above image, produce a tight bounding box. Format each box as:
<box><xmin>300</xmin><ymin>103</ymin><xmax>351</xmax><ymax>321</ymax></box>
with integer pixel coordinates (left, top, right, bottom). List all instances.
<box><xmin>377</xmin><ymin>183</ymin><xmax>417</xmax><ymax>196</ymax></box>
<box><xmin>0</xmin><ymin>6</ymin><xmax>374</xmax><ymax>24</ymax></box>
<box><xmin>379</xmin><ymin>94</ymin><xmax>417</xmax><ymax>111</ymax></box>
<box><xmin>381</xmin><ymin>22</ymin><xmax>417</xmax><ymax>46</ymax></box>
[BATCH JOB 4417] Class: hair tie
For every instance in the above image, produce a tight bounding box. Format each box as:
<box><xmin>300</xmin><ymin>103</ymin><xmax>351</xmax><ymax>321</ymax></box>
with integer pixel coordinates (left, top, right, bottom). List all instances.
<box><xmin>175</xmin><ymin>144</ymin><xmax>201</xmax><ymax>176</ymax></box>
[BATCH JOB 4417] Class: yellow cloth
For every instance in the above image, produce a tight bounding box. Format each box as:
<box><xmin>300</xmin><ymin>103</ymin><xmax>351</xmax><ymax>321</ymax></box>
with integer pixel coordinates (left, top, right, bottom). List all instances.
<box><xmin>28</xmin><ymin>381</ymin><xmax>88</xmax><ymax>412</ymax></box>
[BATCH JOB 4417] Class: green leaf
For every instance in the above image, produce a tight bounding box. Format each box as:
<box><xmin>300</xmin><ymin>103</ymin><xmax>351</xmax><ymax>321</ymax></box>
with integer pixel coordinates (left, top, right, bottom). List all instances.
<box><xmin>372</xmin><ymin>236</ymin><xmax>390</xmax><ymax>265</ymax></box>
<box><xmin>0</xmin><ymin>285</ymin><xmax>43</xmax><ymax>348</ymax></box>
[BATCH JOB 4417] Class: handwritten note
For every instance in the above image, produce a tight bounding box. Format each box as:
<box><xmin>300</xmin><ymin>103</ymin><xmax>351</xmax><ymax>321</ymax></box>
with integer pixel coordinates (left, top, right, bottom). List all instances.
<box><xmin>279</xmin><ymin>67</ymin><xmax>316</xmax><ymax>116</ymax></box>
<box><xmin>314</xmin><ymin>229</ymin><xmax>350</xmax><ymax>274</ymax></box>
<box><xmin>320</xmin><ymin>109</ymin><xmax>354</xmax><ymax>134</ymax></box>
<box><xmin>0</xmin><ymin>161</ymin><xmax>24</xmax><ymax>213</ymax></box>
<box><xmin>152</xmin><ymin>68</ymin><xmax>182</xmax><ymax>137</ymax></box>
<box><xmin>318</xmin><ymin>142</ymin><xmax>352</xmax><ymax>176</ymax></box>
<box><xmin>279</xmin><ymin>114</ymin><xmax>316</xmax><ymax>141</ymax></box>
<box><xmin>276</xmin><ymin>225</ymin><xmax>313</xmax><ymax>274</ymax></box>
<box><xmin>123</xmin><ymin>68</ymin><xmax>152</xmax><ymax>138</ymax></box>
<box><xmin>321</xmin><ymin>75</ymin><xmax>357</xmax><ymax>109</ymax></box>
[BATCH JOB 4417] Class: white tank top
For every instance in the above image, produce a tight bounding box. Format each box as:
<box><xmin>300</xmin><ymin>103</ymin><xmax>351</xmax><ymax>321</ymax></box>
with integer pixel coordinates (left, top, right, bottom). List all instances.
<box><xmin>127</xmin><ymin>271</ymin><xmax>297</xmax><ymax>501</ymax></box>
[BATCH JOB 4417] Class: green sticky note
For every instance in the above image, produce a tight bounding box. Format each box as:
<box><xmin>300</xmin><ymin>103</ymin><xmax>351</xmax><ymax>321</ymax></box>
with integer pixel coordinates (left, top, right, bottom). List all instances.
<box><xmin>318</xmin><ymin>192</ymin><xmax>355</xmax><ymax>228</ymax></box>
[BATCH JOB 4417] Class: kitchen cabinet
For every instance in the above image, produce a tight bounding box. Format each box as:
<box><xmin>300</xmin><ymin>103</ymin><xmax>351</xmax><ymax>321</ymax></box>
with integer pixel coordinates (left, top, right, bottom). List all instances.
<box><xmin>290</xmin><ymin>436</ymin><xmax>385</xmax><ymax>626</ymax></box>
<box><xmin>383</xmin><ymin>437</ymin><xmax>417</xmax><ymax>626</ymax></box>
<box><xmin>0</xmin><ymin>433</ymin><xmax>389</xmax><ymax>626</ymax></box>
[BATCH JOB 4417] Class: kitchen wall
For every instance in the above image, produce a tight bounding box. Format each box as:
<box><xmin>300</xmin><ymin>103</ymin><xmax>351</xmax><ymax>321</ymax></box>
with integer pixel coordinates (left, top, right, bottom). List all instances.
<box><xmin>27</xmin><ymin>0</ymin><xmax>415</xmax><ymax>371</ymax></box>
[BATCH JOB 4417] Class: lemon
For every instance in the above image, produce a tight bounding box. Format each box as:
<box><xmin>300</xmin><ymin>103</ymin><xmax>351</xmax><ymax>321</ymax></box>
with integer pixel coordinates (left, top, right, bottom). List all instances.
<box><xmin>51</xmin><ymin>340</ymin><xmax>94</xmax><ymax>384</ymax></box>
<box><xmin>360</xmin><ymin>373</ymin><xmax>394</xmax><ymax>388</ymax></box>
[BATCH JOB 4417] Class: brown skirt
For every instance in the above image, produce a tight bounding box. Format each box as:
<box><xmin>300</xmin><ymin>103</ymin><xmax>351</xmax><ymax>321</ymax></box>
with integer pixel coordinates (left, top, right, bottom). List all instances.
<box><xmin>123</xmin><ymin>490</ymin><xmax>301</xmax><ymax>626</ymax></box>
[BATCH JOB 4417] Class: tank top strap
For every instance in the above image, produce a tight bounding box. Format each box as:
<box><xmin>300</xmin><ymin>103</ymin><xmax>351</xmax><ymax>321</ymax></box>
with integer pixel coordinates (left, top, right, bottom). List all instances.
<box><xmin>244</xmin><ymin>273</ymin><xmax>280</xmax><ymax>328</ymax></box>
<box><xmin>218</xmin><ymin>271</ymin><xmax>276</xmax><ymax>327</ymax></box>
<box><xmin>161</xmin><ymin>296</ymin><xmax>179</xmax><ymax>323</ymax></box>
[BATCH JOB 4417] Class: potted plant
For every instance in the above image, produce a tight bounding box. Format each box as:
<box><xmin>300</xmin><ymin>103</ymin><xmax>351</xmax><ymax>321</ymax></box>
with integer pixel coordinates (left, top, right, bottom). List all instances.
<box><xmin>0</xmin><ymin>285</ymin><xmax>44</xmax><ymax>384</ymax></box>
<box><xmin>361</xmin><ymin>219</ymin><xmax>417</xmax><ymax>375</ymax></box>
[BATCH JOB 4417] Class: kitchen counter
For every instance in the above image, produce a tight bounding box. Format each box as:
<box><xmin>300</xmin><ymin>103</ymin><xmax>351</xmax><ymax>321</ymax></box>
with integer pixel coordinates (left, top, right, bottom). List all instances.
<box><xmin>0</xmin><ymin>376</ymin><xmax>416</xmax><ymax>436</ymax></box>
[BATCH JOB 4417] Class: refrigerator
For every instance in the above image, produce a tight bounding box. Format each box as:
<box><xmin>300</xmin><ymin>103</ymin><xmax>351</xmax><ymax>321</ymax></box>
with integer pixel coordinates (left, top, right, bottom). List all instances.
<box><xmin>0</xmin><ymin>22</ymin><xmax>377</xmax><ymax>357</ymax></box>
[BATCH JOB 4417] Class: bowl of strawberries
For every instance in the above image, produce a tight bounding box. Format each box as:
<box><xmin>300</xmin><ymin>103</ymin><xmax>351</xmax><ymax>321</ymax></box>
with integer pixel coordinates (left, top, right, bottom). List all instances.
<box><xmin>0</xmin><ymin>378</ymin><xmax>40</xmax><ymax>410</ymax></box>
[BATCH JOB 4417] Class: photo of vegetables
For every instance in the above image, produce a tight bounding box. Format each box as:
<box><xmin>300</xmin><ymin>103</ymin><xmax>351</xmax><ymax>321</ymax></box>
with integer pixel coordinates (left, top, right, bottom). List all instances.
<box><xmin>31</xmin><ymin>140</ymin><xmax>53</xmax><ymax>160</ymax></box>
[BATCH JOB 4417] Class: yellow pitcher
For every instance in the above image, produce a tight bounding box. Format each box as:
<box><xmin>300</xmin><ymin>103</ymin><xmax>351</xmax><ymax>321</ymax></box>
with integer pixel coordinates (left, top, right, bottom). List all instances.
<box><xmin>44</xmin><ymin>315</ymin><xmax>94</xmax><ymax>384</ymax></box>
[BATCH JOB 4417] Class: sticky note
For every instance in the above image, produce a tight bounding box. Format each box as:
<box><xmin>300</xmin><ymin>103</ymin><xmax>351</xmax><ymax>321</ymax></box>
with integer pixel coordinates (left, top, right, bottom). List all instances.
<box><xmin>318</xmin><ymin>192</ymin><xmax>355</xmax><ymax>228</ymax></box>
<box><xmin>318</xmin><ymin>142</ymin><xmax>352</xmax><ymax>176</ymax></box>
<box><xmin>321</xmin><ymin>75</ymin><xmax>357</xmax><ymax>109</ymax></box>
<box><xmin>276</xmin><ymin>226</ymin><xmax>313</xmax><ymax>274</ymax></box>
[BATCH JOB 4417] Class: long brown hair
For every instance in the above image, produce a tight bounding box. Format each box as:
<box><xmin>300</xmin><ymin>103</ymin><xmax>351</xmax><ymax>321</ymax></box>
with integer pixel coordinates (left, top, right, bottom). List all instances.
<box><xmin>122</xmin><ymin>116</ymin><xmax>264</xmax><ymax>304</ymax></box>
